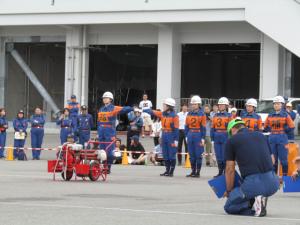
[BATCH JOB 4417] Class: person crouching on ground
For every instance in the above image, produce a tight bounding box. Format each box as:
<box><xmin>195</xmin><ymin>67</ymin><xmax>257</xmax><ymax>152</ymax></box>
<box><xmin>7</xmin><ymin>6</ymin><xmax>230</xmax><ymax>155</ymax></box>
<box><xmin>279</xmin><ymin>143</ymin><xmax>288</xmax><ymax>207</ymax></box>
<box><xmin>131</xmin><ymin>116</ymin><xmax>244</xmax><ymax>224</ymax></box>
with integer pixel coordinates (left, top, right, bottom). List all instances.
<box><xmin>223</xmin><ymin>119</ymin><xmax>279</xmax><ymax>217</ymax></box>
<box><xmin>128</xmin><ymin>135</ymin><xmax>146</xmax><ymax>165</ymax></box>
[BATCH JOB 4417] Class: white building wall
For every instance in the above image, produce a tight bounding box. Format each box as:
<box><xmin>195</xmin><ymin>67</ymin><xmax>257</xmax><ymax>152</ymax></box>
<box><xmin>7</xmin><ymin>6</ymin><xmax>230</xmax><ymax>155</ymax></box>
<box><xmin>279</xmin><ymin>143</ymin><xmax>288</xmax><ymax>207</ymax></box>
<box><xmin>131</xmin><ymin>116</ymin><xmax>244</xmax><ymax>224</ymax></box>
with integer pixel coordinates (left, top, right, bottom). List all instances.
<box><xmin>259</xmin><ymin>34</ymin><xmax>280</xmax><ymax>99</ymax></box>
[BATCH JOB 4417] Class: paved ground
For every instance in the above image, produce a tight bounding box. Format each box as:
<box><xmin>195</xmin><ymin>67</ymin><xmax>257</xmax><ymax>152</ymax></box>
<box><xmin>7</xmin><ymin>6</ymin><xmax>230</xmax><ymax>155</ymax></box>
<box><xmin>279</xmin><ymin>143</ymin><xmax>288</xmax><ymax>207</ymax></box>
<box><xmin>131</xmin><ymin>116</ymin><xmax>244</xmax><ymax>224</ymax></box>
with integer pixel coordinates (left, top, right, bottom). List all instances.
<box><xmin>0</xmin><ymin>161</ymin><xmax>300</xmax><ymax>225</ymax></box>
<box><xmin>1</xmin><ymin>134</ymin><xmax>300</xmax><ymax>225</ymax></box>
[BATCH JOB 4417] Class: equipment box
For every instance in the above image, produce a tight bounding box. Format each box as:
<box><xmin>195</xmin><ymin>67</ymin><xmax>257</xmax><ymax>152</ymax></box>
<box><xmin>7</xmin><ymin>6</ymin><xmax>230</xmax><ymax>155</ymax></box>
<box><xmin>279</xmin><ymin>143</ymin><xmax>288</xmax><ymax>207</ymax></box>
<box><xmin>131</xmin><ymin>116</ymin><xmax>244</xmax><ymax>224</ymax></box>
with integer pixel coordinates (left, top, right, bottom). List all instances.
<box><xmin>75</xmin><ymin>164</ymin><xmax>90</xmax><ymax>176</ymax></box>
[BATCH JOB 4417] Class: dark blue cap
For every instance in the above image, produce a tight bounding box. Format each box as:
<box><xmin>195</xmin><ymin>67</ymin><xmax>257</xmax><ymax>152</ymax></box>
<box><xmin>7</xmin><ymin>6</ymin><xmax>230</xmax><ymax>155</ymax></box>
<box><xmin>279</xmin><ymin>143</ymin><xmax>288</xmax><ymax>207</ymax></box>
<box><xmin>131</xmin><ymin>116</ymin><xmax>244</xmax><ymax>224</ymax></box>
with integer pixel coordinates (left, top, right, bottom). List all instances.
<box><xmin>71</xmin><ymin>95</ymin><xmax>76</xmax><ymax>99</ymax></box>
<box><xmin>130</xmin><ymin>135</ymin><xmax>139</xmax><ymax>142</ymax></box>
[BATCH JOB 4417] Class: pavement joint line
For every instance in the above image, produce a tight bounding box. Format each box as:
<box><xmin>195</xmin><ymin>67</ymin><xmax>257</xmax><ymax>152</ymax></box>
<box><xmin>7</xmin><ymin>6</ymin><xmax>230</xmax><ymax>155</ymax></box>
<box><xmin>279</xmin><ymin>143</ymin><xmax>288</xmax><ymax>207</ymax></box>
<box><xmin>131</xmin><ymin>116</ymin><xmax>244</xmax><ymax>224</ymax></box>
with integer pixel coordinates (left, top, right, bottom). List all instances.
<box><xmin>0</xmin><ymin>202</ymin><xmax>299</xmax><ymax>222</ymax></box>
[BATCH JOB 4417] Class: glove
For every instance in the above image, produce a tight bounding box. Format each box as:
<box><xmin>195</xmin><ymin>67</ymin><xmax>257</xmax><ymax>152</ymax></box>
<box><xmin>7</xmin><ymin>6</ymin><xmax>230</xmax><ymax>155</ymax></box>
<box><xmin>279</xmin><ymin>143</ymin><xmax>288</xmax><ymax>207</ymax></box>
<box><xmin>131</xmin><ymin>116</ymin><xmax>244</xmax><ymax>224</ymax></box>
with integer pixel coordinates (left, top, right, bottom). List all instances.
<box><xmin>211</xmin><ymin>141</ymin><xmax>214</xmax><ymax>145</ymax></box>
<box><xmin>185</xmin><ymin>137</ymin><xmax>188</xmax><ymax>142</ymax></box>
<box><xmin>201</xmin><ymin>139</ymin><xmax>205</xmax><ymax>146</ymax></box>
<box><xmin>174</xmin><ymin>141</ymin><xmax>178</xmax><ymax>147</ymax></box>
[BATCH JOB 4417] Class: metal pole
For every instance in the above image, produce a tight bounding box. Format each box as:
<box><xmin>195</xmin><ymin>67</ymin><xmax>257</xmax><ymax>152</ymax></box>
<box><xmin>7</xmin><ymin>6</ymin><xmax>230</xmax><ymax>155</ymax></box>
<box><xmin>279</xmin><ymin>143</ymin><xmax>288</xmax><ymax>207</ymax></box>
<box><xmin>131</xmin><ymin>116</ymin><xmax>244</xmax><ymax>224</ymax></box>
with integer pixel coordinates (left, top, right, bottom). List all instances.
<box><xmin>9</xmin><ymin>48</ymin><xmax>60</xmax><ymax>115</ymax></box>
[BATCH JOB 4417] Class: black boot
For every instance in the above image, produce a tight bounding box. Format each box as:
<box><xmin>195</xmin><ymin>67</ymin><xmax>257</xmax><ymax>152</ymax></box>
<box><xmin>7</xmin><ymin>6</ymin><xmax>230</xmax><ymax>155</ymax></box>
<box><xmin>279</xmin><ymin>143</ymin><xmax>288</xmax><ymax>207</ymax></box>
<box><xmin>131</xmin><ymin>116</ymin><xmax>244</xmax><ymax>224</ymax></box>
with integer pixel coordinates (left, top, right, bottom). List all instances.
<box><xmin>186</xmin><ymin>163</ymin><xmax>196</xmax><ymax>177</ymax></box>
<box><xmin>195</xmin><ymin>162</ymin><xmax>202</xmax><ymax>178</ymax></box>
<box><xmin>214</xmin><ymin>162</ymin><xmax>223</xmax><ymax>178</ymax></box>
<box><xmin>168</xmin><ymin>160</ymin><xmax>176</xmax><ymax>177</ymax></box>
<box><xmin>160</xmin><ymin>160</ymin><xmax>170</xmax><ymax>176</ymax></box>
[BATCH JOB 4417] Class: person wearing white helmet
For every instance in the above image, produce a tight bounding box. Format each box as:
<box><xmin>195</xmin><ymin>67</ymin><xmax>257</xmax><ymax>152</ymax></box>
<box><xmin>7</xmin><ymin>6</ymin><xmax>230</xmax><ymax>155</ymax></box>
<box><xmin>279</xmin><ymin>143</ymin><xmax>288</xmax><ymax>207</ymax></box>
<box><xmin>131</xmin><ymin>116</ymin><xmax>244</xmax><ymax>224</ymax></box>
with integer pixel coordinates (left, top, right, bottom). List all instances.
<box><xmin>97</xmin><ymin>91</ymin><xmax>133</xmax><ymax>174</ymax></box>
<box><xmin>185</xmin><ymin>95</ymin><xmax>206</xmax><ymax>178</ymax></box>
<box><xmin>264</xmin><ymin>95</ymin><xmax>295</xmax><ymax>177</ymax></box>
<box><xmin>144</xmin><ymin>98</ymin><xmax>179</xmax><ymax>177</ymax></box>
<box><xmin>241</xmin><ymin>98</ymin><xmax>262</xmax><ymax>132</ymax></box>
<box><xmin>285</xmin><ymin>102</ymin><xmax>296</xmax><ymax>141</ymax></box>
<box><xmin>211</xmin><ymin>97</ymin><xmax>232</xmax><ymax>177</ymax></box>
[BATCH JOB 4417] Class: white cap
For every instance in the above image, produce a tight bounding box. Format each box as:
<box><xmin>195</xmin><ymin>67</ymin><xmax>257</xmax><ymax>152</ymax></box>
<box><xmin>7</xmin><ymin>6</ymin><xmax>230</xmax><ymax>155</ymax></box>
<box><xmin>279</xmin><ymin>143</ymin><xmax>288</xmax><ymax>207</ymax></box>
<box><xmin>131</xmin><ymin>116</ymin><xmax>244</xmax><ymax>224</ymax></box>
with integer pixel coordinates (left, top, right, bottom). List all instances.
<box><xmin>190</xmin><ymin>95</ymin><xmax>202</xmax><ymax>104</ymax></box>
<box><xmin>231</xmin><ymin>107</ymin><xmax>237</xmax><ymax>112</ymax></box>
<box><xmin>273</xmin><ymin>96</ymin><xmax>285</xmax><ymax>104</ymax></box>
<box><xmin>102</xmin><ymin>91</ymin><xmax>114</xmax><ymax>100</ymax></box>
<box><xmin>246</xmin><ymin>98</ymin><xmax>257</xmax><ymax>108</ymax></box>
<box><xmin>218</xmin><ymin>97</ymin><xmax>229</xmax><ymax>105</ymax></box>
<box><xmin>286</xmin><ymin>102</ymin><xmax>292</xmax><ymax>107</ymax></box>
<box><xmin>163</xmin><ymin>98</ymin><xmax>176</xmax><ymax>107</ymax></box>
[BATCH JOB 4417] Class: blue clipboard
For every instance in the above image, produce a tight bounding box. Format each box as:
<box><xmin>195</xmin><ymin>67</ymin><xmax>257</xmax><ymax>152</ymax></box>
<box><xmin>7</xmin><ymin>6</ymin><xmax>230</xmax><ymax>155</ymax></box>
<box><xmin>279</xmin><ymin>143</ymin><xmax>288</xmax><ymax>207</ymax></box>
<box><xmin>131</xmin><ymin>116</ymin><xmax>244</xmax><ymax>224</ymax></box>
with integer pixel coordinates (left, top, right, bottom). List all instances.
<box><xmin>208</xmin><ymin>171</ymin><xmax>242</xmax><ymax>198</ymax></box>
<box><xmin>283</xmin><ymin>176</ymin><xmax>300</xmax><ymax>192</ymax></box>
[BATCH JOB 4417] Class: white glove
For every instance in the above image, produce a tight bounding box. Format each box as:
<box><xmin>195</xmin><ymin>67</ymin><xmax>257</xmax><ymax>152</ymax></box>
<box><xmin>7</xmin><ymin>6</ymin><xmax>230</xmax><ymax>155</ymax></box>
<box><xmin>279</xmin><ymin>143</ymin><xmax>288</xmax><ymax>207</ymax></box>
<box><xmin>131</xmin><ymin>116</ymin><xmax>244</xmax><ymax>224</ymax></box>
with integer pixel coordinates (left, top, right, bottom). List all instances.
<box><xmin>201</xmin><ymin>139</ymin><xmax>205</xmax><ymax>146</ymax></box>
<box><xmin>185</xmin><ymin>137</ymin><xmax>188</xmax><ymax>142</ymax></box>
<box><xmin>174</xmin><ymin>141</ymin><xmax>178</xmax><ymax>147</ymax></box>
<box><xmin>211</xmin><ymin>141</ymin><xmax>214</xmax><ymax>145</ymax></box>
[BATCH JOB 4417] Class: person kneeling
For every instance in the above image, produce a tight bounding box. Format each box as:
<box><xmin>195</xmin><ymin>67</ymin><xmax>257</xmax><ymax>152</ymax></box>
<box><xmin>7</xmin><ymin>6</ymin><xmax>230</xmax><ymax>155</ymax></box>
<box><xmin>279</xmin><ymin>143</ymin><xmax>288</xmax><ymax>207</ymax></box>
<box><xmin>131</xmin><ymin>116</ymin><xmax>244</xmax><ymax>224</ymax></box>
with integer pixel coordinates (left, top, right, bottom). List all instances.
<box><xmin>128</xmin><ymin>135</ymin><xmax>146</xmax><ymax>165</ymax></box>
<box><xmin>223</xmin><ymin>119</ymin><xmax>280</xmax><ymax>217</ymax></box>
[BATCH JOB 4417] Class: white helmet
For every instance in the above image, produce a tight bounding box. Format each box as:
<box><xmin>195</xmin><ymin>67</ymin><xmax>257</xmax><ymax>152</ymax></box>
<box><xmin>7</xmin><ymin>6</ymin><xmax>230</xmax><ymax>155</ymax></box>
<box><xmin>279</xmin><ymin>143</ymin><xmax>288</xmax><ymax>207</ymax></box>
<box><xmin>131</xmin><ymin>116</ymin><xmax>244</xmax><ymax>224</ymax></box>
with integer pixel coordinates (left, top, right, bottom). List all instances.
<box><xmin>190</xmin><ymin>95</ymin><xmax>202</xmax><ymax>104</ymax></box>
<box><xmin>97</xmin><ymin>149</ymin><xmax>107</xmax><ymax>161</ymax></box>
<box><xmin>218</xmin><ymin>97</ymin><xmax>229</xmax><ymax>105</ymax></box>
<box><xmin>273</xmin><ymin>96</ymin><xmax>285</xmax><ymax>104</ymax></box>
<box><xmin>286</xmin><ymin>102</ymin><xmax>293</xmax><ymax>107</ymax></box>
<box><xmin>102</xmin><ymin>91</ymin><xmax>114</xmax><ymax>100</ymax></box>
<box><xmin>246</xmin><ymin>98</ymin><xmax>257</xmax><ymax>108</ymax></box>
<box><xmin>163</xmin><ymin>98</ymin><xmax>176</xmax><ymax>107</ymax></box>
<box><xmin>231</xmin><ymin>107</ymin><xmax>237</xmax><ymax>112</ymax></box>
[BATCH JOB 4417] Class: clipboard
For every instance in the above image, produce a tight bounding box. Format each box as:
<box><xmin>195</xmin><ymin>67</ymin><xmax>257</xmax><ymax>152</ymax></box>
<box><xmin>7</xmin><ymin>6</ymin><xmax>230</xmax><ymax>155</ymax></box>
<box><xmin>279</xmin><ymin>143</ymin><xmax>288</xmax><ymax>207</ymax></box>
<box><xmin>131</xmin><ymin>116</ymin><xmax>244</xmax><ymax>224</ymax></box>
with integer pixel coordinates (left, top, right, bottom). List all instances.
<box><xmin>14</xmin><ymin>132</ymin><xmax>25</xmax><ymax>140</ymax></box>
<box><xmin>282</xmin><ymin>176</ymin><xmax>300</xmax><ymax>192</ymax></box>
<box><xmin>208</xmin><ymin>171</ymin><xmax>242</xmax><ymax>198</ymax></box>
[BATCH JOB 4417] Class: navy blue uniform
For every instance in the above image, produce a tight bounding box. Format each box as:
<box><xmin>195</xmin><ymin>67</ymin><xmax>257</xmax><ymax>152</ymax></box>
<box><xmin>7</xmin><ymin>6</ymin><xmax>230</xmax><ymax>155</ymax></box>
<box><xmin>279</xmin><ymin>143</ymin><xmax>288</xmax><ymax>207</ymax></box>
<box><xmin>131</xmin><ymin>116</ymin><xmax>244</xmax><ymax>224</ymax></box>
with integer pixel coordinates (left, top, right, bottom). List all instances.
<box><xmin>185</xmin><ymin>109</ymin><xmax>206</xmax><ymax>175</ymax></box>
<box><xmin>224</xmin><ymin>128</ymin><xmax>279</xmax><ymax>216</ymax></box>
<box><xmin>13</xmin><ymin>117</ymin><xmax>28</xmax><ymax>159</ymax></box>
<box><xmin>30</xmin><ymin>114</ymin><xmax>45</xmax><ymax>159</ymax></box>
<box><xmin>77</xmin><ymin>113</ymin><xmax>93</xmax><ymax>146</ymax></box>
<box><xmin>0</xmin><ymin>116</ymin><xmax>8</xmax><ymax>158</ymax></box>
<box><xmin>264</xmin><ymin>110</ymin><xmax>294</xmax><ymax>175</ymax></box>
<box><xmin>57</xmin><ymin>116</ymin><xmax>75</xmax><ymax>144</ymax></box>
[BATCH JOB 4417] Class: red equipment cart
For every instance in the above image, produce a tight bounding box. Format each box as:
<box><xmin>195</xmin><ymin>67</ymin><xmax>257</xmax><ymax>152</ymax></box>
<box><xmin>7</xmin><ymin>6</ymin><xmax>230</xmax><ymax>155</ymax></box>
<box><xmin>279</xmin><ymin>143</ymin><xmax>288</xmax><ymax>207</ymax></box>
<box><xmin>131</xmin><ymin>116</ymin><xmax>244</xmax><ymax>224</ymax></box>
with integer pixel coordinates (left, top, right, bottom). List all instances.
<box><xmin>47</xmin><ymin>140</ymin><xmax>114</xmax><ymax>181</ymax></box>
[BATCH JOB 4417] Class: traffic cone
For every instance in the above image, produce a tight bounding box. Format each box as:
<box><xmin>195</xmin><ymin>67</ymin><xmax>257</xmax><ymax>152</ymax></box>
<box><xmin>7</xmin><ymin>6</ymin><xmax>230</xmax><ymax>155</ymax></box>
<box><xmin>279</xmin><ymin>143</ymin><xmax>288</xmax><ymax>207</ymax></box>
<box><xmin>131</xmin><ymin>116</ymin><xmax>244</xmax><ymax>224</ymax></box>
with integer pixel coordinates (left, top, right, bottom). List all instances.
<box><xmin>122</xmin><ymin>148</ymin><xmax>129</xmax><ymax>165</ymax></box>
<box><xmin>184</xmin><ymin>153</ymin><xmax>191</xmax><ymax>168</ymax></box>
<box><xmin>6</xmin><ymin>146</ymin><xmax>14</xmax><ymax>161</ymax></box>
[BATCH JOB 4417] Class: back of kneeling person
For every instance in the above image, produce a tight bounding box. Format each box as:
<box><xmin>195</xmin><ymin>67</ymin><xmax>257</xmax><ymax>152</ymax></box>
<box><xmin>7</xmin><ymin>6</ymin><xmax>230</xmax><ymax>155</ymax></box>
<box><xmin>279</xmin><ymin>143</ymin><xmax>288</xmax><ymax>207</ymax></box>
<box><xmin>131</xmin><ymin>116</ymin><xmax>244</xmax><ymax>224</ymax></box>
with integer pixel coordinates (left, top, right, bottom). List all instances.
<box><xmin>224</xmin><ymin>119</ymin><xmax>280</xmax><ymax>217</ymax></box>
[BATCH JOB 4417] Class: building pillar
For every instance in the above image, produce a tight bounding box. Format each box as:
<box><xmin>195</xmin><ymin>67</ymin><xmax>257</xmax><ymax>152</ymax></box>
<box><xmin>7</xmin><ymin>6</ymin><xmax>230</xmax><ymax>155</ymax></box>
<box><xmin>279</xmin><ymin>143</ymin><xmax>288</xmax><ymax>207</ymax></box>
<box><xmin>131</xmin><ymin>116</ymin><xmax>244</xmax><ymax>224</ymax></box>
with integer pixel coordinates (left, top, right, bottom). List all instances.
<box><xmin>156</xmin><ymin>25</ymin><xmax>181</xmax><ymax>109</ymax></box>
<box><xmin>0</xmin><ymin>37</ymin><xmax>5</xmax><ymax>107</ymax></box>
<box><xmin>64</xmin><ymin>26</ymin><xmax>83</xmax><ymax>105</ymax></box>
<box><xmin>259</xmin><ymin>34</ymin><xmax>280</xmax><ymax>99</ymax></box>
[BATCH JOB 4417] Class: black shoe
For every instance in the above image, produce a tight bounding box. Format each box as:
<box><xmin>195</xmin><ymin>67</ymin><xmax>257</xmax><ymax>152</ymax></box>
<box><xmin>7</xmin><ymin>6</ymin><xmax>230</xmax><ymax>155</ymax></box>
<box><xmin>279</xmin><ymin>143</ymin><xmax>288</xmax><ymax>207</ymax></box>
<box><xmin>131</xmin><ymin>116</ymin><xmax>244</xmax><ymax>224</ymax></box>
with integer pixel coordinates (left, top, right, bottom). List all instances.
<box><xmin>168</xmin><ymin>173</ymin><xmax>174</xmax><ymax>177</ymax></box>
<box><xmin>186</xmin><ymin>172</ymin><xmax>195</xmax><ymax>177</ymax></box>
<box><xmin>206</xmin><ymin>162</ymin><xmax>210</xmax><ymax>166</ymax></box>
<box><xmin>160</xmin><ymin>171</ymin><xmax>169</xmax><ymax>176</ymax></box>
<box><xmin>194</xmin><ymin>173</ymin><xmax>200</xmax><ymax>178</ymax></box>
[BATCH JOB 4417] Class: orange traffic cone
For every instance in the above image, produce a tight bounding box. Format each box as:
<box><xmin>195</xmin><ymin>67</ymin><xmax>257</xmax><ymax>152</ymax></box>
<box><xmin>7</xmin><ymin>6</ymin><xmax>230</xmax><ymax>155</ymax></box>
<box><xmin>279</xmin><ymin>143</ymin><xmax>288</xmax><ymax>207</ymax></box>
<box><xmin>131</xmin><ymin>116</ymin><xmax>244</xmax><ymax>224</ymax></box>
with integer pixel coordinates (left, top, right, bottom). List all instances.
<box><xmin>184</xmin><ymin>153</ymin><xmax>191</xmax><ymax>168</ymax></box>
<box><xmin>122</xmin><ymin>148</ymin><xmax>129</xmax><ymax>165</ymax></box>
<box><xmin>6</xmin><ymin>146</ymin><xmax>14</xmax><ymax>161</ymax></box>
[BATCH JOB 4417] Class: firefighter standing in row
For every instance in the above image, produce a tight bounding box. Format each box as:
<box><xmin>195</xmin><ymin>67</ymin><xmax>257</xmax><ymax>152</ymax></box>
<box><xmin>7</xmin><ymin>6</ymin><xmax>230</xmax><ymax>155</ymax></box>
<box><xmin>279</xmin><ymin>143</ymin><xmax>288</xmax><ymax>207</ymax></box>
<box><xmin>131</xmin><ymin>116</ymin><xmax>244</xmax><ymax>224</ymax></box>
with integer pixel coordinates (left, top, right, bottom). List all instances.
<box><xmin>185</xmin><ymin>96</ymin><xmax>206</xmax><ymax>178</ymax></box>
<box><xmin>211</xmin><ymin>97</ymin><xmax>232</xmax><ymax>177</ymax></box>
<box><xmin>30</xmin><ymin>107</ymin><xmax>45</xmax><ymax>160</ymax></box>
<box><xmin>67</xmin><ymin>95</ymin><xmax>80</xmax><ymax>140</ymax></box>
<box><xmin>264</xmin><ymin>96</ymin><xmax>295</xmax><ymax>176</ymax></box>
<box><xmin>241</xmin><ymin>98</ymin><xmax>263</xmax><ymax>132</ymax></box>
<box><xmin>97</xmin><ymin>91</ymin><xmax>133</xmax><ymax>174</ymax></box>
<box><xmin>0</xmin><ymin>108</ymin><xmax>8</xmax><ymax>158</ymax></box>
<box><xmin>285</xmin><ymin>102</ymin><xmax>296</xmax><ymax>142</ymax></box>
<box><xmin>145</xmin><ymin>98</ymin><xmax>179</xmax><ymax>177</ymax></box>
<box><xmin>77</xmin><ymin>105</ymin><xmax>93</xmax><ymax>146</ymax></box>
<box><xmin>57</xmin><ymin>108</ymin><xmax>76</xmax><ymax>145</ymax></box>
<box><xmin>13</xmin><ymin>110</ymin><xmax>28</xmax><ymax>160</ymax></box>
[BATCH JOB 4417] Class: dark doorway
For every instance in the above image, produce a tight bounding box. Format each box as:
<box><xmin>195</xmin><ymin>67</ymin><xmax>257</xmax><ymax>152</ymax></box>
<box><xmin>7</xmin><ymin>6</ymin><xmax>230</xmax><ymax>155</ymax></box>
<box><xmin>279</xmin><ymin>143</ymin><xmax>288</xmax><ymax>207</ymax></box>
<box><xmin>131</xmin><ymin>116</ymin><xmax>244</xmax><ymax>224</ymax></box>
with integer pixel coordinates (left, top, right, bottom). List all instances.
<box><xmin>181</xmin><ymin>43</ymin><xmax>260</xmax><ymax>99</ymax></box>
<box><xmin>291</xmin><ymin>53</ymin><xmax>300</xmax><ymax>97</ymax></box>
<box><xmin>5</xmin><ymin>42</ymin><xmax>65</xmax><ymax>120</ymax></box>
<box><xmin>88</xmin><ymin>45</ymin><xmax>157</xmax><ymax>126</ymax></box>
